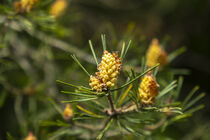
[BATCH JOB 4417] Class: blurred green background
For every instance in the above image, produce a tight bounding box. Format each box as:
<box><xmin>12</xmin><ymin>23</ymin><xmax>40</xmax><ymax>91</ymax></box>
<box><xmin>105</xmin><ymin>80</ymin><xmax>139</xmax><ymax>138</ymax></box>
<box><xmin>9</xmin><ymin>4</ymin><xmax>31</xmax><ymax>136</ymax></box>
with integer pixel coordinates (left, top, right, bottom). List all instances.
<box><xmin>0</xmin><ymin>0</ymin><xmax>210</xmax><ymax>139</ymax></box>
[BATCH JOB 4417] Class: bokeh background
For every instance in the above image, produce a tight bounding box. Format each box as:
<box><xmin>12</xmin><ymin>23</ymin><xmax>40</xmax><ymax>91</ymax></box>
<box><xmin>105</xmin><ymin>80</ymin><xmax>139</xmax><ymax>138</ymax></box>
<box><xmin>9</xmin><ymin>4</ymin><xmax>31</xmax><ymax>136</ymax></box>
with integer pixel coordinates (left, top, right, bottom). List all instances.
<box><xmin>0</xmin><ymin>0</ymin><xmax>210</xmax><ymax>139</ymax></box>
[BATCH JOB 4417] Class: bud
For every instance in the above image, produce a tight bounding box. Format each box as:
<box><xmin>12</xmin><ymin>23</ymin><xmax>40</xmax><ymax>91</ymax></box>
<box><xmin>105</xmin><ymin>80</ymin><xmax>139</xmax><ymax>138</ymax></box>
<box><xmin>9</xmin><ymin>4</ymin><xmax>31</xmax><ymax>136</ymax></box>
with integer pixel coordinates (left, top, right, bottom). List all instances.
<box><xmin>63</xmin><ymin>104</ymin><xmax>73</xmax><ymax>120</ymax></box>
<box><xmin>24</xmin><ymin>132</ymin><xmax>36</xmax><ymax>140</ymax></box>
<box><xmin>138</xmin><ymin>73</ymin><xmax>159</xmax><ymax>104</ymax></box>
<box><xmin>50</xmin><ymin>0</ymin><xmax>67</xmax><ymax>17</ymax></box>
<box><xmin>14</xmin><ymin>0</ymin><xmax>38</xmax><ymax>13</ymax></box>
<box><xmin>97</xmin><ymin>50</ymin><xmax>121</xmax><ymax>88</ymax></box>
<box><xmin>146</xmin><ymin>38</ymin><xmax>168</xmax><ymax>69</ymax></box>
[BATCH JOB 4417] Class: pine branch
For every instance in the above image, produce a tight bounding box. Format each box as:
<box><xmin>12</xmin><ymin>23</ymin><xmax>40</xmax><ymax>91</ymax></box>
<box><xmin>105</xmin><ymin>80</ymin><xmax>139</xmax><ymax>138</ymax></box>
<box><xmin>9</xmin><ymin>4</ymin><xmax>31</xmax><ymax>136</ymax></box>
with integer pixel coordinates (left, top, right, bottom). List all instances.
<box><xmin>107</xmin><ymin>93</ymin><xmax>116</xmax><ymax>113</ymax></box>
<box><xmin>105</xmin><ymin>103</ymin><xmax>138</xmax><ymax>116</ymax></box>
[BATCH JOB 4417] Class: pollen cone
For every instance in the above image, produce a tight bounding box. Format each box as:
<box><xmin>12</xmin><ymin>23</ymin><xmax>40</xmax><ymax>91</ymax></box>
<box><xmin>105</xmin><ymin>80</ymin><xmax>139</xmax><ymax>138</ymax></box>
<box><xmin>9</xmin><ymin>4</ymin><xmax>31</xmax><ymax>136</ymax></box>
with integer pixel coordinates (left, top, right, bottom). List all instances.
<box><xmin>96</xmin><ymin>50</ymin><xmax>121</xmax><ymax>88</ymax></box>
<box><xmin>50</xmin><ymin>0</ymin><xmax>67</xmax><ymax>17</ymax></box>
<box><xmin>14</xmin><ymin>0</ymin><xmax>38</xmax><ymax>13</ymax></box>
<box><xmin>24</xmin><ymin>132</ymin><xmax>36</xmax><ymax>140</ymax></box>
<box><xmin>138</xmin><ymin>73</ymin><xmax>159</xmax><ymax>104</ymax></box>
<box><xmin>146</xmin><ymin>38</ymin><xmax>168</xmax><ymax>69</ymax></box>
<box><xmin>89</xmin><ymin>75</ymin><xmax>104</xmax><ymax>92</ymax></box>
<box><xmin>63</xmin><ymin>104</ymin><xmax>73</xmax><ymax>120</ymax></box>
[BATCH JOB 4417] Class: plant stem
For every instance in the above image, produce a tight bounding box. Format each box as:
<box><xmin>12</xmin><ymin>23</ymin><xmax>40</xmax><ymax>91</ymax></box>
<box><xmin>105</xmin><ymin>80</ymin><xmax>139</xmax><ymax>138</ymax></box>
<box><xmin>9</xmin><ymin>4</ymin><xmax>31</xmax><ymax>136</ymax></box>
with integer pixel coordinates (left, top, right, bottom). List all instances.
<box><xmin>107</xmin><ymin>92</ymin><xmax>116</xmax><ymax>113</ymax></box>
<box><xmin>105</xmin><ymin>102</ymin><xmax>138</xmax><ymax>116</ymax></box>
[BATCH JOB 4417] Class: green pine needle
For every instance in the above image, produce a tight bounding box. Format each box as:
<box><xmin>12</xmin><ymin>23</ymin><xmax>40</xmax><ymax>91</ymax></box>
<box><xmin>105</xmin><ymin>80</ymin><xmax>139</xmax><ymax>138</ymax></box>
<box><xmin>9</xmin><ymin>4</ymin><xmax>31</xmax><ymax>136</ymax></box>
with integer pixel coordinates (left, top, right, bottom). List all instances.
<box><xmin>123</xmin><ymin>40</ymin><xmax>132</xmax><ymax>58</ymax></box>
<box><xmin>71</xmin><ymin>54</ymin><xmax>91</xmax><ymax>76</ymax></box>
<box><xmin>101</xmin><ymin>34</ymin><xmax>107</xmax><ymax>51</ymax></box>
<box><xmin>185</xmin><ymin>104</ymin><xmax>205</xmax><ymax>114</ymax></box>
<box><xmin>112</xmin><ymin>64</ymin><xmax>159</xmax><ymax>91</ymax></box>
<box><xmin>40</xmin><ymin>120</ymin><xmax>70</xmax><ymax>127</ymax></box>
<box><xmin>96</xmin><ymin>118</ymin><xmax>113</xmax><ymax>140</ymax></box>
<box><xmin>73</xmin><ymin>116</ymin><xmax>99</xmax><ymax>120</ymax></box>
<box><xmin>120</xmin><ymin>40</ymin><xmax>132</xmax><ymax>59</ymax></box>
<box><xmin>123</xmin><ymin>117</ymin><xmax>154</xmax><ymax>124</ymax></box>
<box><xmin>152</xmin><ymin>65</ymin><xmax>159</xmax><ymax>76</ymax></box>
<box><xmin>117</xmin><ymin>118</ymin><xmax>124</xmax><ymax>136</ymax></box>
<box><xmin>48</xmin><ymin>97</ymin><xmax>63</xmax><ymax>116</ymax></box>
<box><xmin>182</xmin><ymin>86</ymin><xmax>199</xmax><ymax>107</ymax></box>
<box><xmin>141</xmin><ymin>56</ymin><xmax>147</xmax><ymax>72</ymax></box>
<box><xmin>89</xmin><ymin>40</ymin><xmax>99</xmax><ymax>65</ymax></box>
<box><xmin>61</xmin><ymin>97</ymin><xmax>98</xmax><ymax>103</ymax></box>
<box><xmin>169</xmin><ymin>46</ymin><xmax>186</xmax><ymax>62</ymax></box>
<box><xmin>160</xmin><ymin>102</ymin><xmax>181</xmax><ymax>107</ymax></box>
<box><xmin>90</xmin><ymin>100</ymin><xmax>106</xmax><ymax>109</ymax></box>
<box><xmin>170</xmin><ymin>113</ymin><xmax>192</xmax><ymax>123</ymax></box>
<box><xmin>174</xmin><ymin>76</ymin><xmax>184</xmax><ymax>100</ymax></box>
<box><xmin>183</xmin><ymin>92</ymin><xmax>205</xmax><ymax>111</ymax></box>
<box><xmin>61</xmin><ymin>91</ymin><xmax>97</xmax><ymax>97</ymax></box>
<box><xmin>56</xmin><ymin>80</ymin><xmax>79</xmax><ymax>88</ymax></box>
<box><xmin>121</xmin><ymin>122</ymin><xmax>144</xmax><ymax>136</ymax></box>
<box><xmin>157</xmin><ymin>80</ymin><xmax>177</xmax><ymax>99</ymax></box>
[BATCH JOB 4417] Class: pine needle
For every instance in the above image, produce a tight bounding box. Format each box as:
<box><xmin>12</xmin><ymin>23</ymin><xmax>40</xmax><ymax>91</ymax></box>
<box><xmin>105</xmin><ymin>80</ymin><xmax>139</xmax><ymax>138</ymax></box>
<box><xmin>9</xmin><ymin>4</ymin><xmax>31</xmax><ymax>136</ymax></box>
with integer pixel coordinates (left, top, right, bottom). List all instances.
<box><xmin>89</xmin><ymin>40</ymin><xmax>99</xmax><ymax>65</ymax></box>
<box><xmin>168</xmin><ymin>47</ymin><xmax>186</xmax><ymax>62</ymax></box>
<box><xmin>101</xmin><ymin>34</ymin><xmax>107</xmax><ymax>51</ymax></box>
<box><xmin>182</xmin><ymin>86</ymin><xmax>199</xmax><ymax>107</ymax></box>
<box><xmin>152</xmin><ymin>65</ymin><xmax>159</xmax><ymax>76</ymax></box>
<box><xmin>62</xmin><ymin>97</ymin><xmax>98</xmax><ymax>103</ymax></box>
<box><xmin>117</xmin><ymin>84</ymin><xmax>133</xmax><ymax>107</ymax></box>
<box><xmin>174</xmin><ymin>76</ymin><xmax>184</xmax><ymax>100</ymax></box>
<box><xmin>61</xmin><ymin>91</ymin><xmax>96</xmax><ymax>97</ymax></box>
<box><xmin>111</xmin><ymin>64</ymin><xmax>159</xmax><ymax>91</ymax></box>
<box><xmin>96</xmin><ymin>118</ymin><xmax>113</xmax><ymax>140</ymax></box>
<box><xmin>120</xmin><ymin>41</ymin><xmax>126</xmax><ymax>58</ymax></box>
<box><xmin>56</xmin><ymin>80</ymin><xmax>79</xmax><ymax>88</ymax></box>
<box><xmin>48</xmin><ymin>97</ymin><xmax>63</xmax><ymax>116</ymax></box>
<box><xmin>157</xmin><ymin>80</ymin><xmax>177</xmax><ymax>99</ymax></box>
<box><xmin>123</xmin><ymin>40</ymin><xmax>132</xmax><ymax>58</ymax></box>
<box><xmin>141</xmin><ymin>56</ymin><xmax>147</xmax><ymax>72</ymax></box>
<box><xmin>71</xmin><ymin>54</ymin><xmax>91</xmax><ymax>76</ymax></box>
<box><xmin>183</xmin><ymin>92</ymin><xmax>205</xmax><ymax>111</ymax></box>
<box><xmin>76</xmin><ymin>105</ymin><xmax>104</xmax><ymax>118</ymax></box>
<box><xmin>185</xmin><ymin>104</ymin><xmax>205</xmax><ymax>114</ymax></box>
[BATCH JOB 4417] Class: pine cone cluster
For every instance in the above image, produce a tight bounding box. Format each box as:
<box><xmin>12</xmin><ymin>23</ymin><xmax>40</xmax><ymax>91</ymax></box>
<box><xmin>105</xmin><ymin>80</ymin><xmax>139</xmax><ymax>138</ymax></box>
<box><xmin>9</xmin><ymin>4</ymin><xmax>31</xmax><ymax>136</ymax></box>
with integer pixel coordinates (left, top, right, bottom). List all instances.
<box><xmin>146</xmin><ymin>38</ymin><xmax>168</xmax><ymax>69</ymax></box>
<box><xmin>14</xmin><ymin>0</ymin><xmax>38</xmax><ymax>13</ymax></box>
<box><xmin>138</xmin><ymin>73</ymin><xmax>159</xmax><ymax>104</ymax></box>
<box><xmin>89</xmin><ymin>50</ymin><xmax>121</xmax><ymax>92</ymax></box>
<box><xmin>89</xmin><ymin>76</ymin><xmax>105</xmax><ymax>92</ymax></box>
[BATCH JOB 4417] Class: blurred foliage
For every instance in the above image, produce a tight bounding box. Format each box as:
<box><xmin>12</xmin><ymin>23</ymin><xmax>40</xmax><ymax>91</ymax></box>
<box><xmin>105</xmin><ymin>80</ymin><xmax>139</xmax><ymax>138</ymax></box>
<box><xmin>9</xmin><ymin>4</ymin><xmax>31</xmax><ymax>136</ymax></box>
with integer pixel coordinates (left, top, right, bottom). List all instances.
<box><xmin>0</xmin><ymin>0</ymin><xmax>209</xmax><ymax>140</ymax></box>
